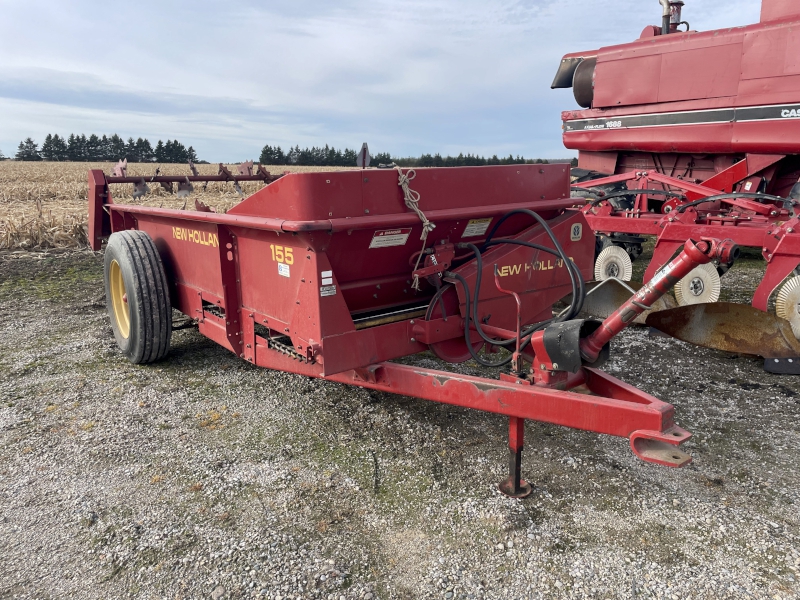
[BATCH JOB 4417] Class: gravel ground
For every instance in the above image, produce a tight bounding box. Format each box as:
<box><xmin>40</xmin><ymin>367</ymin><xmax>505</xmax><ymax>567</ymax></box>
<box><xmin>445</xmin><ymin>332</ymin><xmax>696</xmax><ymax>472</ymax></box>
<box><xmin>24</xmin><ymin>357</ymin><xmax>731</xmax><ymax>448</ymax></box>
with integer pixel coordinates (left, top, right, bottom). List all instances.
<box><xmin>0</xmin><ymin>249</ymin><xmax>798</xmax><ymax>600</ymax></box>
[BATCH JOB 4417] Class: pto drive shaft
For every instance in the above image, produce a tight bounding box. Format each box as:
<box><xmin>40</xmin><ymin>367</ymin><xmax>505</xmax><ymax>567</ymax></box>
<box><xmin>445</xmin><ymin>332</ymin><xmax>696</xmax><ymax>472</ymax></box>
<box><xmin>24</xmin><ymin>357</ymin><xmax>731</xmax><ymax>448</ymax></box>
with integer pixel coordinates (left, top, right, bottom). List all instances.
<box><xmin>579</xmin><ymin>238</ymin><xmax>739</xmax><ymax>363</ymax></box>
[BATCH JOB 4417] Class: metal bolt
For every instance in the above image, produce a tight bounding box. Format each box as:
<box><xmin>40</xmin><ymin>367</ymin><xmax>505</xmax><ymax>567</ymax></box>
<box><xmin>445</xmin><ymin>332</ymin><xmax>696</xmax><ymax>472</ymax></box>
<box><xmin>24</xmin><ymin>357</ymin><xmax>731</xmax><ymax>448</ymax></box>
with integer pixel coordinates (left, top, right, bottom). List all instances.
<box><xmin>410</xmin><ymin>320</ymin><xmax>415</xmax><ymax>324</ymax></box>
<box><xmin>552</xmin><ymin>363</ymin><xmax>559</xmax><ymax>370</ymax></box>
<box><xmin>410</xmin><ymin>338</ymin><xmax>416</xmax><ymax>342</ymax></box>
<box><xmin>540</xmin><ymin>364</ymin><xmax>546</xmax><ymax>370</ymax></box>
<box><xmin>364</xmin><ymin>209</ymin><xmax>370</xmax><ymax>214</ymax></box>
<box><xmin>246</xmin><ymin>344</ymin><xmax>251</xmax><ymax>348</ymax></box>
<box><xmin>788</xmin><ymin>228</ymin><xmax>795</xmax><ymax>233</ymax></box>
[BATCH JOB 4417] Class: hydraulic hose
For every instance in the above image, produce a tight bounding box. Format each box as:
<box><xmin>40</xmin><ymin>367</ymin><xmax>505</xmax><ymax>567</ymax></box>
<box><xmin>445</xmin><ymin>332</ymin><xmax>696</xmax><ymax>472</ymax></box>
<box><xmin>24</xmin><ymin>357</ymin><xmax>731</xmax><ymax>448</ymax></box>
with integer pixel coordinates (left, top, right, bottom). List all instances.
<box><xmin>481</xmin><ymin>209</ymin><xmax>585</xmax><ymax>318</ymax></box>
<box><xmin>675</xmin><ymin>192</ymin><xmax>791</xmax><ymax>213</ymax></box>
<box><xmin>444</xmin><ymin>208</ymin><xmax>588</xmax><ymax>367</ymax></box>
<box><xmin>586</xmin><ymin>189</ymin><xmax>686</xmax><ymax>207</ymax></box>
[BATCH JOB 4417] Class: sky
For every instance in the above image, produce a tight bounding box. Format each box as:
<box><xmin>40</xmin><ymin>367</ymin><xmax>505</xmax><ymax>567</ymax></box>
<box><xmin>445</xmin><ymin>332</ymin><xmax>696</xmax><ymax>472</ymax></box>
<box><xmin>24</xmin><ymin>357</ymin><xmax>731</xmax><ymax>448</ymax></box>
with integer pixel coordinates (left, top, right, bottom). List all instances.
<box><xmin>0</xmin><ymin>0</ymin><xmax>761</xmax><ymax>162</ymax></box>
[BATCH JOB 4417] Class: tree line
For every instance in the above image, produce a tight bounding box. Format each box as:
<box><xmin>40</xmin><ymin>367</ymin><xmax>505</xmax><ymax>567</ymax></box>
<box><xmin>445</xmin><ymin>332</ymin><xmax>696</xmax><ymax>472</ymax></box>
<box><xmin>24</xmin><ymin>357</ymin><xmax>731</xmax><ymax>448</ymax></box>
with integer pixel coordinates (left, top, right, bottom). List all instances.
<box><xmin>12</xmin><ymin>134</ymin><xmax>200</xmax><ymax>163</ymax></box>
<box><xmin>260</xmin><ymin>144</ymin><xmax>575</xmax><ymax>167</ymax></box>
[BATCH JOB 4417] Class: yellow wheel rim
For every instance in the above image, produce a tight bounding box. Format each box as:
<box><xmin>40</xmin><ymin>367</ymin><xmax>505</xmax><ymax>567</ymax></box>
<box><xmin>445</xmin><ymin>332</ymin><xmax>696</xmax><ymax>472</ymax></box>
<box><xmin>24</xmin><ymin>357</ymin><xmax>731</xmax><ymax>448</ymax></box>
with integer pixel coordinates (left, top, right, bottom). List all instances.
<box><xmin>109</xmin><ymin>260</ymin><xmax>131</xmax><ymax>338</ymax></box>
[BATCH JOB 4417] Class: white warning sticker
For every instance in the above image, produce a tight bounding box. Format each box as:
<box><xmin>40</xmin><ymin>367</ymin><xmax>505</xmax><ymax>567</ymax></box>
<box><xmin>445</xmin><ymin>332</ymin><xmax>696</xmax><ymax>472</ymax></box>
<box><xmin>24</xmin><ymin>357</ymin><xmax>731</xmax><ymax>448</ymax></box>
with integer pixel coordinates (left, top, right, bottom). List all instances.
<box><xmin>369</xmin><ymin>228</ymin><xmax>412</xmax><ymax>249</ymax></box>
<box><xmin>278</xmin><ymin>263</ymin><xmax>290</xmax><ymax>278</ymax></box>
<box><xmin>462</xmin><ymin>218</ymin><xmax>492</xmax><ymax>238</ymax></box>
<box><xmin>320</xmin><ymin>285</ymin><xmax>337</xmax><ymax>297</ymax></box>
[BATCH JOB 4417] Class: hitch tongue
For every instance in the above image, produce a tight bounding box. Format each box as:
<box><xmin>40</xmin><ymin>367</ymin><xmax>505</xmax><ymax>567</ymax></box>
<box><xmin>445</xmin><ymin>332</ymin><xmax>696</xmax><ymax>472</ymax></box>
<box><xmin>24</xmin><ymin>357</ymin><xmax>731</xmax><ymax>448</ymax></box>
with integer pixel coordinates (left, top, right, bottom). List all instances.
<box><xmin>630</xmin><ymin>427</ymin><xmax>692</xmax><ymax>467</ymax></box>
<box><xmin>580</xmin><ymin>238</ymin><xmax>738</xmax><ymax>363</ymax></box>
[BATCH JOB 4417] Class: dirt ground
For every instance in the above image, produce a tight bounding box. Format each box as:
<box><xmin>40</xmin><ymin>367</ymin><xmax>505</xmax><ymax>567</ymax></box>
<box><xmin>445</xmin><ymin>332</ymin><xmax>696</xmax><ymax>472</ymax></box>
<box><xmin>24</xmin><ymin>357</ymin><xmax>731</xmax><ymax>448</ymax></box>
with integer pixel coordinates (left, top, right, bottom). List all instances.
<box><xmin>0</xmin><ymin>246</ymin><xmax>798</xmax><ymax>600</ymax></box>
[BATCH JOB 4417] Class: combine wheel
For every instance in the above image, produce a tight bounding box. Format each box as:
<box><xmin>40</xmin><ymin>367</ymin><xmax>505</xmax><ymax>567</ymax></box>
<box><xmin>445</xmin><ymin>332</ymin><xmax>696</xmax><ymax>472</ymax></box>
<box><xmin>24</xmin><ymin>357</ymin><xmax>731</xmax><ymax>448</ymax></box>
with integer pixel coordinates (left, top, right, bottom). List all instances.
<box><xmin>104</xmin><ymin>230</ymin><xmax>172</xmax><ymax>364</ymax></box>
<box><xmin>594</xmin><ymin>246</ymin><xmax>632</xmax><ymax>282</ymax></box>
<box><xmin>776</xmin><ymin>276</ymin><xmax>800</xmax><ymax>339</ymax></box>
<box><xmin>674</xmin><ymin>263</ymin><xmax>721</xmax><ymax>306</ymax></box>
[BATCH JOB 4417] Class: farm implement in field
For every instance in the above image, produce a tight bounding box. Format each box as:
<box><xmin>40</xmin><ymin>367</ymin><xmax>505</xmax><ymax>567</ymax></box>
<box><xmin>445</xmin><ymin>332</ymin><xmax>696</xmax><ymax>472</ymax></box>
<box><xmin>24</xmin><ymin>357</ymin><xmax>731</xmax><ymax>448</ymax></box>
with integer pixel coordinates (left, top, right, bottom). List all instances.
<box><xmin>552</xmin><ymin>0</ymin><xmax>800</xmax><ymax>371</ymax></box>
<box><xmin>88</xmin><ymin>161</ymin><xmax>735</xmax><ymax>497</ymax></box>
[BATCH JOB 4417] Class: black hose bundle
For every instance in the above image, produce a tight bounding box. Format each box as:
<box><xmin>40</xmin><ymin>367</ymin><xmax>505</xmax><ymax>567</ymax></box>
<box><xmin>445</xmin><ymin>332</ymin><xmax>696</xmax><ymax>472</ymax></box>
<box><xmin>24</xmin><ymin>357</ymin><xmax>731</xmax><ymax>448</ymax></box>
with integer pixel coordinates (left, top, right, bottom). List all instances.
<box><xmin>446</xmin><ymin>209</ymin><xmax>586</xmax><ymax>368</ymax></box>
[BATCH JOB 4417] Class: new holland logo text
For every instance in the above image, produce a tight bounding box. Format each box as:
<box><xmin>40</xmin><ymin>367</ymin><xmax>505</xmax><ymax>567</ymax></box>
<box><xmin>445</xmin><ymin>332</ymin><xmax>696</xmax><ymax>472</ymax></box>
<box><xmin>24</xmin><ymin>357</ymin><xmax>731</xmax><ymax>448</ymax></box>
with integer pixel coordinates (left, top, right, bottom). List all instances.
<box><xmin>172</xmin><ymin>227</ymin><xmax>219</xmax><ymax>247</ymax></box>
<box><xmin>497</xmin><ymin>258</ymin><xmax>573</xmax><ymax>277</ymax></box>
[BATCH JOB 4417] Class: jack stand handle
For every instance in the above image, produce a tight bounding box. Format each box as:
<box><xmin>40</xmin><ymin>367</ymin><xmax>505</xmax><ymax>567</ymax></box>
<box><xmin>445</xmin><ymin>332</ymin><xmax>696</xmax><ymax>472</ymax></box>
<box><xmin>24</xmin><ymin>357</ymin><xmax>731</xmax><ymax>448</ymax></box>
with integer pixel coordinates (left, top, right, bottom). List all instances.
<box><xmin>493</xmin><ymin>265</ymin><xmax>524</xmax><ymax>374</ymax></box>
<box><xmin>580</xmin><ymin>238</ymin><xmax>738</xmax><ymax>363</ymax></box>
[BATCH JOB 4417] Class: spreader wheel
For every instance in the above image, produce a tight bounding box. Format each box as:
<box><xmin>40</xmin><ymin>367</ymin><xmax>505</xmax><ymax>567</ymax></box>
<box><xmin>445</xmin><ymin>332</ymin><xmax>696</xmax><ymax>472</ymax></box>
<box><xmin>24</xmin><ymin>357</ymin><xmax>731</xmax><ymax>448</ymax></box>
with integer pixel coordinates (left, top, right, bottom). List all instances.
<box><xmin>776</xmin><ymin>276</ymin><xmax>800</xmax><ymax>339</ymax></box>
<box><xmin>674</xmin><ymin>263</ymin><xmax>721</xmax><ymax>306</ymax></box>
<box><xmin>104</xmin><ymin>230</ymin><xmax>172</xmax><ymax>364</ymax></box>
<box><xmin>594</xmin><ymin>245</ymin><xmax>632</xmax><ymax>281</ymax></box>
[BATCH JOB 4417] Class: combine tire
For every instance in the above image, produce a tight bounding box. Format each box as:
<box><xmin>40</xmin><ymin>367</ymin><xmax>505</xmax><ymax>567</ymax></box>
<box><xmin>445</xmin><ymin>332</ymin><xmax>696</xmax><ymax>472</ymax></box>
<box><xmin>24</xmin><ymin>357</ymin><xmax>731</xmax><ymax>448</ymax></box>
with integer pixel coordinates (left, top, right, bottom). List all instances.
<box><xmin>104</xmin><ymin>230</ymin><xmax>172</xmax><ymax>364</ymax></box>
<box><xmin>776</xmin><ymin>276</ymin><xmax>800</xmax><ymax>339</ymax></box>
<box><xmin>674</xmin><ymin>263</ymin><xmax>721</xmax><ymax>306</ymax></box>
<box><xmin>594</xmin><ymin>246</ymin><xmax>632</xmax><ymax>281</ymax></box>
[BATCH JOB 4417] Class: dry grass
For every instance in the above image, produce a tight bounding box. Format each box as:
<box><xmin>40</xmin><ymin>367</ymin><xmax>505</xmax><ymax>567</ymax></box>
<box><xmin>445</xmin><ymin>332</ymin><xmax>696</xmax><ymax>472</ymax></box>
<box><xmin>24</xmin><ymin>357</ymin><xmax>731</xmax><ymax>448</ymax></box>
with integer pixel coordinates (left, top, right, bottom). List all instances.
<box><xmin>0</xmin><ymin>161</ymin><xmax>353</xmax><ymax>250</ymax></box>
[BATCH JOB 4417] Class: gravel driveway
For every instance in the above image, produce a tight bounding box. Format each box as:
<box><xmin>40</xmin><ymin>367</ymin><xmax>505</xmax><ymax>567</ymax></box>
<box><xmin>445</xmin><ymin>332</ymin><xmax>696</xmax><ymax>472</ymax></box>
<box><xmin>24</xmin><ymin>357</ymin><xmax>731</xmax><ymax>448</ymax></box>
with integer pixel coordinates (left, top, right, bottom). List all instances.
<box><xmin>1</xmin><ymin>249</ymin><xmax>798</xmax><ymax>599</ymax></box>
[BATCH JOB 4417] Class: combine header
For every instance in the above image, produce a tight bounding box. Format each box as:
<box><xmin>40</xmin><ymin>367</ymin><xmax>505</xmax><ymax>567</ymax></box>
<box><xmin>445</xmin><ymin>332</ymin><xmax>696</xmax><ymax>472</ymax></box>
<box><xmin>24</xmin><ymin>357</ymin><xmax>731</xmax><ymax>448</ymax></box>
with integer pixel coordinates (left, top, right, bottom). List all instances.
<box><xmin>553</xmin><ymin>0</ymin><xmax>800</xmax><ymax>370</ymax></box>
<box><xmin>88</xmin><ymin>161</ymin><xmax>733</xmax><ymax>496</ymax></box>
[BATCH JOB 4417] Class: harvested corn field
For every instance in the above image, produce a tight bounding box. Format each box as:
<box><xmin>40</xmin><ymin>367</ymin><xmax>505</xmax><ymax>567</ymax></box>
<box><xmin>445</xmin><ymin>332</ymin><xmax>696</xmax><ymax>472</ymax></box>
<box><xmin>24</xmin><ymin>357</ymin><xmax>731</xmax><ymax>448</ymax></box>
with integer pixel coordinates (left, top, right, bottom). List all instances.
<box><xmin>0</xmin><ymin>162</ymin><xmax>351</xmax><ymax>250</ymax></box>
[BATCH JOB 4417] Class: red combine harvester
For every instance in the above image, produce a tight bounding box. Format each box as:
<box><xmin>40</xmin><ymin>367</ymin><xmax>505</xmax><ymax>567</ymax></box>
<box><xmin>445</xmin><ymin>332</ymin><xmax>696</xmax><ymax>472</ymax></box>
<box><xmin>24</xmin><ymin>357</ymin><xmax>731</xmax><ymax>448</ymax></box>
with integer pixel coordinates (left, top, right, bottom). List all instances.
<box><xmin>553</xmin><ymin>0</ymin><xmax>800</xmax><ymax>371</ymax></box>
<box><xmin>88</xmin><ymin>162</ymin><xmax>735</xmax><ymax>496</ymax></box>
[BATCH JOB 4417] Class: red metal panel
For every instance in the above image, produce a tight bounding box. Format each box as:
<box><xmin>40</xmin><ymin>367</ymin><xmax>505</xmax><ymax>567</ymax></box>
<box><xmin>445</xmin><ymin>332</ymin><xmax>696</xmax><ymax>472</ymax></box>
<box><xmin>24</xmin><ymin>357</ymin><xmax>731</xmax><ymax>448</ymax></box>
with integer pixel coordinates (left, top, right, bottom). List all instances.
<box><xmin>125</xmin><ymin>214</ymin><xmax>225</xmax><ymax>309</ymax></box>
<box><xmin>741</xmin><ymin>28</ymin><xmax>788</xmax><ymax>80</ymax></box>
<box><xmin>88</xmin><ymin>170</ymin><xmax>110</xmax><ymax>251</ymax></box>
<box><xmin>657</xmin><ymin>44</ymin><xmax>742</xmax><ymax>103</ymax></box>
<box><xmin>227</xmin><ymin>171</ymin><xmax>364</xmax><ymax>220</ymax></box>
<box><xmin>593</xmin><ymin>55</ymin><xmax>662</xmax><ymax>108</ymax></box>
<box><xmin>577</xmin><ymin>151</ymin><xmax>618</xmax><ymax>174</ymax></box>
<box><xmin>761</xmin><ymin>0</ymin><xmax>800</xmax><ymax>23</ymax></box>
<box><xmin>361</xmin><ymin>165</ymin><xmax>571</xmax><ymax>215</ymax></box>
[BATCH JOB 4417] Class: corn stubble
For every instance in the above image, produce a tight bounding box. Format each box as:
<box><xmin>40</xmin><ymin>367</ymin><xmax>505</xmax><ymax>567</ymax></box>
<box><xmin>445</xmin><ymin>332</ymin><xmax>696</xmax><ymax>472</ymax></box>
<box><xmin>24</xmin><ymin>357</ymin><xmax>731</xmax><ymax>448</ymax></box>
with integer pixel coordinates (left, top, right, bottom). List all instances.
<box><xmin>0</xmin><ymin>162</ymin><xmax>348</xmax><ymax>250</ymax></box>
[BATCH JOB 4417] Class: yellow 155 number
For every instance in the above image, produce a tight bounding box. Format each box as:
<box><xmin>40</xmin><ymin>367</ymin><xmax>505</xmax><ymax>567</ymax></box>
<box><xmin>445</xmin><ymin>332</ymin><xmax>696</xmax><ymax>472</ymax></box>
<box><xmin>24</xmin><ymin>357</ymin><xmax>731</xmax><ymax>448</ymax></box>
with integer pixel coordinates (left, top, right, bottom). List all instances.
<box><xmin>270</xmin><ymin>244</ymin><xmax>294</xmax><ymax>264</ymax></box>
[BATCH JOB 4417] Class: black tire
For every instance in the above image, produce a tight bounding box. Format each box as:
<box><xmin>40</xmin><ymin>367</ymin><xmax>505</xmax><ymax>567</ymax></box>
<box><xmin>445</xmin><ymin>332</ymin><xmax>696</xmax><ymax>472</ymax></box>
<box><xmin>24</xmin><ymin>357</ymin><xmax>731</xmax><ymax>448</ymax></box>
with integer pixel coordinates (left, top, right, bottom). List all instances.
<box><xmin>104</xmin><ymin>230</ymin><xmax>171</xmax><ymax>364</ymax></box>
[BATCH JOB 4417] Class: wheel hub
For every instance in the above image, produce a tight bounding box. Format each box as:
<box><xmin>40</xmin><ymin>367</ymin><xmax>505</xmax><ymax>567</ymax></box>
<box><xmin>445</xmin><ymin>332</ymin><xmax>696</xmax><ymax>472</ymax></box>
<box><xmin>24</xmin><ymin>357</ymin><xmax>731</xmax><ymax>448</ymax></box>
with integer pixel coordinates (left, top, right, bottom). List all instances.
<box><xmin>606</xmin><ymin>263</ymin><xmax>620</xmax><ymax>278</ymax></box>
<box><xmin>109</xmin><ymin>259</ymin><xmax>131</xmax><ymax>339</ymax></box>
<box><xmin>689</xmin><ymin>277</ymin><xmax>705</xmax><ymax>296</ymax></box>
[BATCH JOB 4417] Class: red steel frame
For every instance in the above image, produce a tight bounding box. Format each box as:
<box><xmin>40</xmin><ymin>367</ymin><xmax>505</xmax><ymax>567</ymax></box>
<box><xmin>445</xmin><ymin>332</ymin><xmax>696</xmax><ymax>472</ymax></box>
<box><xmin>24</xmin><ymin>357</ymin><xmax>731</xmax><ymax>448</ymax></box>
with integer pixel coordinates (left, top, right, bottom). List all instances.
<box><xmin>575</xmin><ymin>170</ymin><xmax>800</xmax><ymax>310</ymax></box>
<box><xmin>89</xmin><ymin>164</ymin><xmax>708</xmax><ymax>495</ymax></box>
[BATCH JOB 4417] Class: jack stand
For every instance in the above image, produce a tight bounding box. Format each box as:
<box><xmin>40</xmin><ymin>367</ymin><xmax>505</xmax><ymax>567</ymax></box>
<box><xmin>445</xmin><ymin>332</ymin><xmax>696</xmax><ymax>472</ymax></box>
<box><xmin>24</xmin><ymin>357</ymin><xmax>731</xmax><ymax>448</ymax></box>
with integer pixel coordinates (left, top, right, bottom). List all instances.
<box><xmin>498</xmin><ymin>416</ymin><xmax>533</xmax><ymax>498</ymax></box>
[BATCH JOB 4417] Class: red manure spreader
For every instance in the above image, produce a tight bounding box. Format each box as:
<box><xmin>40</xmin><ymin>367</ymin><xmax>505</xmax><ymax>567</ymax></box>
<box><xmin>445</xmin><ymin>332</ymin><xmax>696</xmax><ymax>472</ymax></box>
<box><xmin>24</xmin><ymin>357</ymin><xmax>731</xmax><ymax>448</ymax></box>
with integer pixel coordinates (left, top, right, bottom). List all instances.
<box><xmin>552</xmin><ymin>0</ymin><xmax>800</xmax><ymax>372</ymax></box>
<box><xmin>88</xmin><ymin>161</ymin><xmax>735</xmax><ymax>496</ymax></box>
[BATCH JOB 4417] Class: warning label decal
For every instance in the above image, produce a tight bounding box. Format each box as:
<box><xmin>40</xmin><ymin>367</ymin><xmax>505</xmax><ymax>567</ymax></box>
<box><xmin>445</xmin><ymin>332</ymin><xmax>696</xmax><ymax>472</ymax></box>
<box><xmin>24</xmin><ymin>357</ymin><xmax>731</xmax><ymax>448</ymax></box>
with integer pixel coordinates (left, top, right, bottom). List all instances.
<box><xmin>320</xmin><ymin>285</ymin><xmax>337</xmax><ymax>297</ymax></box>
<box><xmin>369</xmin><ymin>228</ymin><xmax>412</xmax><ymax>249</ymax></box>
<box><xmin>462</xmin><ymin>218</ymin><xmax>492</xmax><ymax>238</ymax></box>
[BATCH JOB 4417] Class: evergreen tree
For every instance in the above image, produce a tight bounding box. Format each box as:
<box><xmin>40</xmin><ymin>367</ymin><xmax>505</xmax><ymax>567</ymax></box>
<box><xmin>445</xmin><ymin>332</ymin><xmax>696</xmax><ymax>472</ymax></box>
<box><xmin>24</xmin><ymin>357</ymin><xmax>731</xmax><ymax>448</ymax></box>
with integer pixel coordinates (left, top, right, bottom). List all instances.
<box><xmin>125</xmin><ymin>137</ymin><xmax>138</xmax><ymax>162</ymax></box>
<box><xmin>0</xmin><ymin>147</ymin><xmax>5</xmax><ymax>160</ymax></box>
<box><xmin>52</xmin><ymin>135</ymin><xmax>69</xmax><ymax>161</ymax></box>
<box><xmin>15</xmin><ymin>138</ymin><xmax>41</xmax><ymax>161</ymax></box>
<box><xmin>154</xmin><ymin>140</ymin><xmax>166</xmax><ymax>163</ymax></box>
<box><xmin>135</xmin><ymin>138</ymin><xmax>155</xmax><ymax>162</ymax></box>
<box><xmin>40</xmin><ymin>134</ymin><xmax>55</xmax><ymax>161</ymax></box>
<box><xmin>86</xmin><ymin>134</ymin><xmax>102</xmax><ymax>161</ymax></box>
<box><xmin>108</xmin><ymin>134</ymin><xmax>126</xmax><ymax>160</ymax></box>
